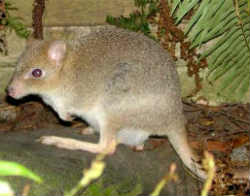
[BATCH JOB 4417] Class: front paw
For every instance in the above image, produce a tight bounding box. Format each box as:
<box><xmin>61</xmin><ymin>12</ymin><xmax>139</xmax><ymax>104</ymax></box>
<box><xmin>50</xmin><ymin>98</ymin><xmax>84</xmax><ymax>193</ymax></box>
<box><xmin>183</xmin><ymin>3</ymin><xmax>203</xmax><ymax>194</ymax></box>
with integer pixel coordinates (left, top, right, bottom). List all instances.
<box><xmin>38</xmin><ymin>136</ymin><xmax>71</xmax><ymax>148</ymax></box>
<box><xmin>38</xmin><ymin>136</ymin><xmax>63</xmax><ymax>147</ymax></box>
<box><xmin>38</xmin><ymin>136</ymin><xmax>79</xmax><ymax>150</ymax></box>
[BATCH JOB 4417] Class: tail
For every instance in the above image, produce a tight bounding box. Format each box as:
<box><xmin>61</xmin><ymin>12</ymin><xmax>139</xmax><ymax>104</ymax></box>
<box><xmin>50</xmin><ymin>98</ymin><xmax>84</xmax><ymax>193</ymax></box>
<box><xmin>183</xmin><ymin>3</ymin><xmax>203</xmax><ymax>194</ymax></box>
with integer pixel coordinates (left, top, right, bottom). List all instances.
<box><xmin>167</xmin><ymin>126</ymin><xmax>250</xmax><ymax>181</ymax></box>
<box><xmin>167</xmin><ymin>126</ymin><xmax>207</xmax><ymax>180</ymax></box>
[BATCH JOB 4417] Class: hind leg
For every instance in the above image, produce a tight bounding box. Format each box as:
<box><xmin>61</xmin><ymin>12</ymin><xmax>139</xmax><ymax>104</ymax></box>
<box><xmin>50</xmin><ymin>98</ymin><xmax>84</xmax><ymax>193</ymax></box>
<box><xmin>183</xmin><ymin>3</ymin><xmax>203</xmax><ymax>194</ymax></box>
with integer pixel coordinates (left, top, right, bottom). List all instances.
<box><xmin>39</xmin><ymin>123</ymin><xmax>118</xmax><ymax>155</ymax></box>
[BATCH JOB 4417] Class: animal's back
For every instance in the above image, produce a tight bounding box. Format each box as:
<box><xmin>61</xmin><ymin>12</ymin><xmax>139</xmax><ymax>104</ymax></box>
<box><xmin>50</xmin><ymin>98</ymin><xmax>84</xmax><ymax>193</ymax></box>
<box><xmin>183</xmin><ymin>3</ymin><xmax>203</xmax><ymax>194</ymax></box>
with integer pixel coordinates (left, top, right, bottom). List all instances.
<box><xmin>74</xmin><ymin>27</ymin><xmax>186</xmax><ymax>135</ymax></box>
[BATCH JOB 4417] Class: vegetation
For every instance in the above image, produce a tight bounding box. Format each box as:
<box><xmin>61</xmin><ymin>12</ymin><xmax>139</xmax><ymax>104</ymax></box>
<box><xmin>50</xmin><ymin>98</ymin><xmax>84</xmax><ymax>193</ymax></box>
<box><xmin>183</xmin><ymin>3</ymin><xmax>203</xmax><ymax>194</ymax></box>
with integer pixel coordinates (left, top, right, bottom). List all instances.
<box><xmin>0</xmin><ymin>0</ymin><xmax>30</xmax><ymax>55</ymax></box>
<box><xmin>106</xmin><ymin>0</ymin><xmax>159</xmax><ymax>39</ymax></box>
<box><xmin>0</xmin><ymin>155</ymin><xmax>142</xmax><ymax>196</ymax></box>
<box><xmin>0</xmin><ymin>160</ymin><xmax>42</xmax><ymax>196</ymax></box>
<box><xmin>0</xmin><ymin>151</ymin><xmax>218</xmax><ymax>196</ymax></box>
<box><xmin>2</xmin><ymin>0</ymin><xmax>30</xmax><ymax>38</ymax></box>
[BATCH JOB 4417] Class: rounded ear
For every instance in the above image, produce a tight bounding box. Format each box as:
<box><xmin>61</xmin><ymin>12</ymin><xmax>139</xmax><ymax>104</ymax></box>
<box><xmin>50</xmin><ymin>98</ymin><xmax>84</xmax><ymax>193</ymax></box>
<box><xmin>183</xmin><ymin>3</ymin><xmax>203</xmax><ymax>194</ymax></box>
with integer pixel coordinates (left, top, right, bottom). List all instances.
<box><xmin>48</xmin><ymin>40</ymin><xmax>66</xmax><ymax>66</ymax></box>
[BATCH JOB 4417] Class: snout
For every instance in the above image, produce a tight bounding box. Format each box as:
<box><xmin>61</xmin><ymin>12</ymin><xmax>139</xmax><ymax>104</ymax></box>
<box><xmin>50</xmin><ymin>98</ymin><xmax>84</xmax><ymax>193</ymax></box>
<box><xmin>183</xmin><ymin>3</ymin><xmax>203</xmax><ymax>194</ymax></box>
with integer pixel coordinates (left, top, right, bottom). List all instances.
<box><xmin>6</xmin><ymin>85</ymin><xmax>16</xmax><ymax>98</ymax></box>
<box><xmin>6</xmin><ymin>80</ymin><xmax>26</xmax><ymax>99</ymax></box>
<box><xmin>6</xmin><ymin>84</ymin><xmax>21</xmax><ymax>99</ymax></box>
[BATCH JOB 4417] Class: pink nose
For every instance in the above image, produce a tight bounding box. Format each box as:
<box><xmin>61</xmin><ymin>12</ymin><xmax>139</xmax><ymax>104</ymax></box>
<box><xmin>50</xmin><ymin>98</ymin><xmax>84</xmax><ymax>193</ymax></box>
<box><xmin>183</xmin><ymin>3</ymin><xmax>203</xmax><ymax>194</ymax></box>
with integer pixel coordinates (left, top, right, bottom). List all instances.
<box><xmin>7</xmin><ymin>86</ymin><xmax>16</xmax><ymax>97</ymax></box>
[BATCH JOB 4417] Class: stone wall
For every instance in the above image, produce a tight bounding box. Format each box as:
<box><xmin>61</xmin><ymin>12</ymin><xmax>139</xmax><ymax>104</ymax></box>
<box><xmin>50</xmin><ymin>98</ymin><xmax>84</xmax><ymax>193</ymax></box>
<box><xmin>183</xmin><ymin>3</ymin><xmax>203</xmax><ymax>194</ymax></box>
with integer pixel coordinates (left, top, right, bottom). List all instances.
<box><xmin>9</xmin><ymin>0</ymin><xmax>135</xmax><ymax>26</ymax></box>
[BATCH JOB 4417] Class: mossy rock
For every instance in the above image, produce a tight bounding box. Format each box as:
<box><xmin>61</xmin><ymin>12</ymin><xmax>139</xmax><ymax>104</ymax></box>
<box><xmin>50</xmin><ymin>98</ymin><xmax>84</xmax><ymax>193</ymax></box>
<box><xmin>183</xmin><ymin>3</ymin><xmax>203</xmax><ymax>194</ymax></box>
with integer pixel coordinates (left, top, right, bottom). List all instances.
<box><xmin>0</xmin><ymin>126</ymin><xmax>202</xmax><ymax>195</ymax></box>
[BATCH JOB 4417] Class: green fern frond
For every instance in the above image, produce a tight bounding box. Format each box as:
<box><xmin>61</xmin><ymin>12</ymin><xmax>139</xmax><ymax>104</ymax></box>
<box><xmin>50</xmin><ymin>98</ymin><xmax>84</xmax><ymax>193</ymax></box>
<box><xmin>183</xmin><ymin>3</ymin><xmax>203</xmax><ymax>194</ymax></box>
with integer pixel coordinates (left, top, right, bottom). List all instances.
<box><xmin>206</xmin><ymin>3</ymin><xmax>249</xmax><ymax>98</ymax></box>
<box><xmin>171</xmin><ymin>0</ymin><xmax>250</xmax><ymax>100</ymax></box>
<box><xmin>171</xmin><ymin>0</ymin><xmax>200</xmax><ymax>24</ymax></box>
<box><xmin>186</xmin><ymin>0</ymin><xmax>241</xmax><ymax>47</ymax></box>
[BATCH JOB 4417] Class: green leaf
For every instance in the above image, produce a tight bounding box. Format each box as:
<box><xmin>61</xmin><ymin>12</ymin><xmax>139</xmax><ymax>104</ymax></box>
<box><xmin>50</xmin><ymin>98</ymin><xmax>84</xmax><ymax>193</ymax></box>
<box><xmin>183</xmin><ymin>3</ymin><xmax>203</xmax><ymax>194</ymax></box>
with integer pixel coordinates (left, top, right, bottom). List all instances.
<box><xmin>200</xmin><ymin>27</ymin><xmax>241</xmax><ymax>59</ymax></box>
<box><xmin>175</xmin><ymin>0</ymin><xmax>200</xmax><ymax>24</ymax></box>
<box><xmin>184</xmin><ymin>0</ymin><xmax>211</xmax><ymax>35</ymax></box>
<box><xmin>227</xmin><ymin>70</ymin><xmax>248</xmax><ymax>93</ymax></box>
<box><xmin>0</xmin><ymin>161</ymin><xmax>42</xmax><ymax>183</ymax></box>
<box><xmin>210</xmin><ymin>48</ymin><xmax>248</xmax><ymax>81</ymax></box>
<box><xmin>238</xmin><ymin>72</ymin><xmax>250</xmax><ymax>97</ymax></box>
<box><xmin>219</xmin><ymin>65</ymin><xmax>247</xmax><ymax>92</ymax></box>
<box><xmin>189</xmin><ymin>1</ymin><xmax>235</xmax><ymax>47</ymax></box>
<box><xmin>122</xmin><ymin>183</ymin><xmax>142</xmax><ymax>196</ymax></box>
<box><xmin>170</xmin><ymin>0</ymin><xmax>181</xmax><ymax>16</ymax></box>
<box><xmin>210</xmin><ymin>35</ymin><xmax>246</xmax><ymax>71</ymax></box>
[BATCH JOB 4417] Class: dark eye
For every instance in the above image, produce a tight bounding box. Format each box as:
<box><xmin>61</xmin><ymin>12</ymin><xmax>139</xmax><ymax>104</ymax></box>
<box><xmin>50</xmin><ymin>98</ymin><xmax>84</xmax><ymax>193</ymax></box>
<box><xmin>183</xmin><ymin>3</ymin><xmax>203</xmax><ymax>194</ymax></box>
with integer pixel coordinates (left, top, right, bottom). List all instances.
<box><xmin>32</xmin><ymin>68</ymin><xmax>43</xmax><ymax>78</ymax></box>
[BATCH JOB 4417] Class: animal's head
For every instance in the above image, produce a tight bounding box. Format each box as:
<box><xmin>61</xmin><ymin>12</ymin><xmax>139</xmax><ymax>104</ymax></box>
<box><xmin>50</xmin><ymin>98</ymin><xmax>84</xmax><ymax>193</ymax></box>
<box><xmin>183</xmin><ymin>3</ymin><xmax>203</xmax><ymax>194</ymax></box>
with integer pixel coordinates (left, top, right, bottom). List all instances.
<box><xmin>7</xmin><ymin>39</ymin><xmax>67</xmax><ymax>99</ymax></box>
